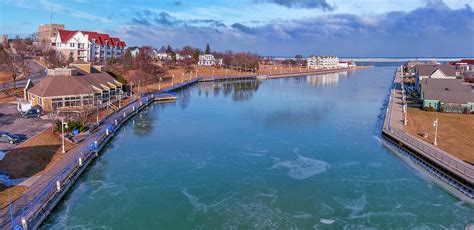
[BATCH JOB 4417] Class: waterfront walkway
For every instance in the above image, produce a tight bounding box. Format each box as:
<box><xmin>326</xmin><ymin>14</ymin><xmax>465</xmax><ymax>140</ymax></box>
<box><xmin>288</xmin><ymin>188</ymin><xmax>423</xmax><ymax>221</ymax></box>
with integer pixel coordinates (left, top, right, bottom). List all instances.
<box><xmin>382</xmin><ymin>68</ymin><xmax>474</xmax><ymax>199</ymax></box>
<box><xmin>0</xmin><ymin>82</ymin><xmax>190</xmax><ymax>229</ymax></box>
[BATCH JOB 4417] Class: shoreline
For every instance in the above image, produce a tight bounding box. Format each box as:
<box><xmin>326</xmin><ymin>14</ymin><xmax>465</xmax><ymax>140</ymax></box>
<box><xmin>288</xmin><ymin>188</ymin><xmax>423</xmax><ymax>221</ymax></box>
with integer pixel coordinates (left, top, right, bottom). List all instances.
<box><xmin>380</xmin><ymin>67</ymin><xmax>474</xmax><ymax>203</ymax></box>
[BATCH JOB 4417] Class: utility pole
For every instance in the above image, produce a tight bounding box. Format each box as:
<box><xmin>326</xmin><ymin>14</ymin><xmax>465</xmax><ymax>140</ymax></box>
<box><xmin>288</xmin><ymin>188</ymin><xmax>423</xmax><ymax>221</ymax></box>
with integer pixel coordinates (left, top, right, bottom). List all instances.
<box><xmin>433</xmin><ymin>118</ymin><xmax>439</xmax><ymax>146</ymax></box>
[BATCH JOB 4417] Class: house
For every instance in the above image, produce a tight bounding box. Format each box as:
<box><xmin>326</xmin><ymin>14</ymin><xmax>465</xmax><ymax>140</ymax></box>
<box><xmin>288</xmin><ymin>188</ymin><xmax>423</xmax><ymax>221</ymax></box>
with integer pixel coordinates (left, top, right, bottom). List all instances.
<box><xmin>450</xmin><ymin>59</ymin><xmax>474</xmax><ymax>75</ymax></box>
<box><xmin>53</xmin><ymin>29</ymin><xmax>126</xmax><ymax>63</ymax></box>
<box><xmin>419</xmin><ymin>78</ymin><xmax>474</xmax><ymax>113</ymax></box>
<box><xmin>414</xmin><ymin>64</ymin><xmax>457</xmax><ymax>90</ymax></box>
<box><xmin>129</xmin><ymin>47</ymin><xmax>140</xmax><ymax>58</ymax></box>
<box><xmin>25</xmin><ymin>62</ymin><xmax>123</xmax><ymax>112</ymax></box>
<box><xmin>307</xmin><ymin>56</ymin><xmax>339</xmax><ymax>69</ymax></box>
<box><xmin>198</xmin><ymin>54</ymin><xmax>217</xmax><ymax>66</ymax></box>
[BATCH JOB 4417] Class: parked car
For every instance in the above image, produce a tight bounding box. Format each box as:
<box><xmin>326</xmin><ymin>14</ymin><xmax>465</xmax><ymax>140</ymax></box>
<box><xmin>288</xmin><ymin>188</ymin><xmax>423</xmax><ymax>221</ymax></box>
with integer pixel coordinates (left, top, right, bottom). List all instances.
<box><xmin>21</xmin><ymin>108</ymin><xmax>41</xmax><ymax>118</ymax></box>
<box><xmin>0</xmin><ymin>132</ymin><xmax>20</xmax><ymax>144</ymax></box>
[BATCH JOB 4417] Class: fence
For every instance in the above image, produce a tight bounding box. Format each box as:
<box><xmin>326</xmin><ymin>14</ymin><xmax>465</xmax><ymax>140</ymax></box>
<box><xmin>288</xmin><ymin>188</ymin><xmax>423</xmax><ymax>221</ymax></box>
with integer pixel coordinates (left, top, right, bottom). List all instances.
<box><xmin>8</xmin><ymin>91</ymin><xmax>177</xmax><ymax>229</ymax></box>
<box><xmin>382</xmin><ymin>68</ymin><xmax>474</xmax><ymax>185</ymax></box>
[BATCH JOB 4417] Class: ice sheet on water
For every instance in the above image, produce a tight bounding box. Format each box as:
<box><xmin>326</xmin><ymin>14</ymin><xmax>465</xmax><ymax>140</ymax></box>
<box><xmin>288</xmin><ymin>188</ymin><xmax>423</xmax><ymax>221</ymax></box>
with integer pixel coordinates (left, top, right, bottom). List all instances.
<box><xmin>181</xmin><ymin>187</ymin><xmax>208</xmax><ymax>213</ymax></box>
<box><xmin>320</xmin><ymin>218</ymin><xmax>335</xmax><ymax>224</ymax></box>
<box><xmin>272</xmin><ymin>155</ymin><xmax>329</xmax><ymax>179</ymax></box>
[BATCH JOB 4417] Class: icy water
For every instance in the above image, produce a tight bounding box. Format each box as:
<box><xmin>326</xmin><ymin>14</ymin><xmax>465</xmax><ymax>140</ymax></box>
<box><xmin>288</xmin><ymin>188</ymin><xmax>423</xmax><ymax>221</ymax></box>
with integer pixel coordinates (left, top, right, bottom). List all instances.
<box><xmin>43</xmin><ymin>67</ymin><xmax>474</xmax><ymax>229</ymax></box>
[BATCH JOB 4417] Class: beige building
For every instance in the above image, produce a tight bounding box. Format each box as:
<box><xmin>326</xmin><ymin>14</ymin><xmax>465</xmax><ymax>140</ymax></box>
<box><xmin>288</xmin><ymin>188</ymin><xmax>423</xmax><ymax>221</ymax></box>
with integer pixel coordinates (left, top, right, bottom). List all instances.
<box><xmin>26</xmin><ymin>62</ymin><xmax>123</xmax><ymax>112</ymax></box>
<box><xmin>37</xmin><ymin>24</ymin><xmax>65</xmax><ymax>48</ymax></box>
<box><xmin>0</xmin><ymin>35</ymin><xmax>8</xmax><ymax>45</ymax></box>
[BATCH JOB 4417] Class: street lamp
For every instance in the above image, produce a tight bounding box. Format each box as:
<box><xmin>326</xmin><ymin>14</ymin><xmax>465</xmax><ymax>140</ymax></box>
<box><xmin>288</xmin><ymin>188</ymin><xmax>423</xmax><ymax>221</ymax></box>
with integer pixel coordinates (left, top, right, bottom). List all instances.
<box><xmin>61</xmin><ymin>118</ymin><xmax>68</xmax><ymax>153</ymax></box>
<box><xmin>404</xmin><ymin>103</ymin><xmax>407</xmax><ymax>126</ymax></box>
<box><xmin>433</xmin><ymin>118</ymin><xmax>439</xmax><ymax>146</ymax></box>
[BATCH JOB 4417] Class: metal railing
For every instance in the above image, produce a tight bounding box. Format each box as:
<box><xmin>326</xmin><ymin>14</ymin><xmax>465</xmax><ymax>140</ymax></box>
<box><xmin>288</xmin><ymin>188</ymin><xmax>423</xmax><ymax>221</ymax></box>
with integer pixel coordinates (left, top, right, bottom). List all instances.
<box><xmin>383</xmin><ymin>68</ymin><xmax>474</xmax><ymax>182</ymax></box>
<box><xmin>8</xmin><ymin>77</ymin><xmax>202</xmax><ymax>229</ymax></box>
<box><xmin>10</xmin><ymin>95</ymin><xmax>155</xmax><ymax>229</ymax></box>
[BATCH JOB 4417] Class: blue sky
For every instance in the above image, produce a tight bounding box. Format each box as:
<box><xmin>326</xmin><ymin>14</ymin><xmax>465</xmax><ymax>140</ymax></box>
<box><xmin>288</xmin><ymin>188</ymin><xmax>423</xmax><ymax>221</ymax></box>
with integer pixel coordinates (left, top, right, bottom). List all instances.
<box><xmin>0</xmin><ymin>0</ymin><xmax>473</xmax><ymax>57</ymax></box>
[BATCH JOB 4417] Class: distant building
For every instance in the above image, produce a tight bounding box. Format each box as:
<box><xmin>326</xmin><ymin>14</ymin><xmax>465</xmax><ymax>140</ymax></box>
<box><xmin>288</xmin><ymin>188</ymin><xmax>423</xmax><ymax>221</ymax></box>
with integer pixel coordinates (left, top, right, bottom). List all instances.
<box><xmin>129</xmin><ymin>47</ymin><xmax>140</xmax><ymax>58</ymax></box>
<box><xmin>198</xmin><ymin>54</ymin><xmax>217</xmax><ymax>66</ymax></box>
<box><xmin>414</xmin><ymin>64</ymin><xmax>457</xmax><ymax>90</ymax></box>
<box><xmin>154</xmin><ymin>51</ymin><xmax>172</xmax><ymax>60</ymax></box>
<box><xmin>450</xmin><ymin>59</ymin><xmax>474</xmax><ymax>75</ymax></box>
<box><xmin>53</xmin><ymin>29</ymin><xmax>126</xmax><ymax>62</ymax></box>
<box><xmin>37</xmin><ymin>24</ymin><xmax>65</xmax><ymax>48</ymax></box>
<box><xmin>419</xmin><ymin>78</ymin><xmax>474</xmax><ymax>113</ymax></box>
<box><xmin>307</xmin><ymin>56</ymin><xmax>339</xmax><ymax>69</ymax></box>
<box><xmin>0</xmin><ymin>35</ymin><xmax>8</xmax><ymax>45</ymax></box>
<box><xmin>26</xmin><ymin>62</ymin><xmax>123</xmax><ymax>112</ymax></box>
<box><xmin>337</xmin><ymin>61</ymin><xmax>355</xmax><ymax>68</ymax></box>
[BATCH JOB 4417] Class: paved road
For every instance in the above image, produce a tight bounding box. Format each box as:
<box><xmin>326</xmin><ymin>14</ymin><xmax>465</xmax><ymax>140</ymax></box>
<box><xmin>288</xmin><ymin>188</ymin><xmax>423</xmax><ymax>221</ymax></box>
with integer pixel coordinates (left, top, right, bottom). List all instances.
<box><xmin>0</xmin><ymin>59</ymin><xmax>46</xmax><ymax>91</ymax></box>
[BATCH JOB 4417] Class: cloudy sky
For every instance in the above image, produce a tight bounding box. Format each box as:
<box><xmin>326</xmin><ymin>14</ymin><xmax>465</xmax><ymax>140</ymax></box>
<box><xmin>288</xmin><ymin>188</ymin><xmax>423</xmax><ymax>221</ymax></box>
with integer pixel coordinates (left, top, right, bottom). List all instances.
<box><xmin>0</xmin><ymin>0</ymin><xmax>473</xmax><ymax>57</ymax></box>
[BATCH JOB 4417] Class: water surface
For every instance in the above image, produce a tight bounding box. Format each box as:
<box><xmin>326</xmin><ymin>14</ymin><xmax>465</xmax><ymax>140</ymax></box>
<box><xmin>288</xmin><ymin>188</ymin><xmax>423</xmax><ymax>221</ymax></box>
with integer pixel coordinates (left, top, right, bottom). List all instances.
<box><xmin>43</xmin><ymin>67</ymin><xmax>474</xmax><ymax>229</ymax></box>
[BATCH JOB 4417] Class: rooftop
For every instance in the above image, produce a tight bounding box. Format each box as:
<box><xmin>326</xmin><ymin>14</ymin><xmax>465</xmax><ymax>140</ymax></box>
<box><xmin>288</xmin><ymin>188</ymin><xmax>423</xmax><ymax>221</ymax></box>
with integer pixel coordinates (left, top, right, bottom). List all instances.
<box><xmin>415</xmin><ymin>64</ymin><xmax>456</xmax><ymax>77</ymax></box>
<box><xmin>29</xmin><ymin>65</ymin><xmax>121</xmax><ymax>98</ymax></box>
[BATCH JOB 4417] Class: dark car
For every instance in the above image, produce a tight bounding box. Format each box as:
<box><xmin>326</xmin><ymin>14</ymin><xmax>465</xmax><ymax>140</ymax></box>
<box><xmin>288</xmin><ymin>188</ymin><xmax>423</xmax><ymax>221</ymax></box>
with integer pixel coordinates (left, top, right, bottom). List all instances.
<box><xmin>21</xmin><ymin>108</ymin><xmax>41</xmax><ymax>118</ymax></box>
<box><xmin>0</xmin><ymin>132</ymin><xmax>20</xmax><ymax>144</ymax></box>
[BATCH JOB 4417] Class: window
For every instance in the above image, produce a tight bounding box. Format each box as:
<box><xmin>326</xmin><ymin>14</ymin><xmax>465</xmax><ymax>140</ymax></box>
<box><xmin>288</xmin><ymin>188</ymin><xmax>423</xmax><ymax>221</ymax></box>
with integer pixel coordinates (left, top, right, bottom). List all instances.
<box><xmin>70</xmin><ymin>43</ymin><xmax>75</xmax><ymax>48</ymax></box>
<box><xmin>64</xmin><ymin>96</ymin><xmax>81</xmax><ymax>107</ymax></box>
<box><xmin>82</xmin><ymin>95</ymin><xmax>93</xmax><ymax>105</ymax></box>
<box><xmin>52</xmin><ymin>98</ymin><xmax>64</xmax><ymax>109</ymax></box>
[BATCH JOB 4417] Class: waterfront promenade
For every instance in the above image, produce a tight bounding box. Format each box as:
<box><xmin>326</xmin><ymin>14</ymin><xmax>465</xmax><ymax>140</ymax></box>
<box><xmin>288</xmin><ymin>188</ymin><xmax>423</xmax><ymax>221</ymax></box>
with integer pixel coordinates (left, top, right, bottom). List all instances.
<box><xmin>382</xmin><ymin>68</ymin><xmax>474</xmax><ymax>200</ymax></box>
<box><xmin>0</xmin><ymin>92</ymin><xmax>179</xmax><ymax>229</ymax></box>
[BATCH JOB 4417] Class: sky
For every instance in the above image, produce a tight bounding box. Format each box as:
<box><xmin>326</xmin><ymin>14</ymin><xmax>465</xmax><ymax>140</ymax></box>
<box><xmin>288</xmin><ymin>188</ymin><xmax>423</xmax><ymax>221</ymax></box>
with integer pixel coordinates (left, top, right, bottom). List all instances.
<box><xmin>0</xmin><ymin>0</ymin><xmax>473</xmax><ymax>57</ymax></box>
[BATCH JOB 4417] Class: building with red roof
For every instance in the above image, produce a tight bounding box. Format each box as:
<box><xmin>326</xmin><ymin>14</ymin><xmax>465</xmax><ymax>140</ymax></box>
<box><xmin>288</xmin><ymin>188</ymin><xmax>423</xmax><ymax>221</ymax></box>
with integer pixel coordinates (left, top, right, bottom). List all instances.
<box><xmin>449</xmin><ymin>59</ymin><xmax>474</xmax><ymax>75</ymax></box>
<box><xmin>53</xmin><ymin>29</ymin><xmax>126</xmax><ymax>63</ymax></box>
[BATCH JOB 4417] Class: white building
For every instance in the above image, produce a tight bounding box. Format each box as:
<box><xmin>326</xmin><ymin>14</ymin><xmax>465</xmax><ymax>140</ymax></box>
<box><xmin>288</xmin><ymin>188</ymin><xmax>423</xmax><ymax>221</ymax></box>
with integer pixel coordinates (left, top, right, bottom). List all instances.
<box><xmin>53</xmin><ymin>30</ymin><xmax>126</xmax><ymax>63</ymax></box>
<box><xmin>307</xmin><ymin>56</ymin><xmax>339</xmax><ymax>69</ymax></box>
<box><xmin>198</xmin><ymin>54</ymin><xmax>217</xmax><ymax>66</ymax></box>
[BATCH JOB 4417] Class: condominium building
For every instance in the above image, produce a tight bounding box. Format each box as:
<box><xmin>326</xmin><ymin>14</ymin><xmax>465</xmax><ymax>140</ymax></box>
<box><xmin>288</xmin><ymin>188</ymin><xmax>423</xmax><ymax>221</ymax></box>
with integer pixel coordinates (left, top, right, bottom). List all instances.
<box><xmin>53</xmin><ymin>29</ymin><xmax>126</xmax><ymax>63</ymax></box>
<box><xmin>307</xmin><ymin>56</ymin><xmax>339</xmax><ymax>69</ymax></box>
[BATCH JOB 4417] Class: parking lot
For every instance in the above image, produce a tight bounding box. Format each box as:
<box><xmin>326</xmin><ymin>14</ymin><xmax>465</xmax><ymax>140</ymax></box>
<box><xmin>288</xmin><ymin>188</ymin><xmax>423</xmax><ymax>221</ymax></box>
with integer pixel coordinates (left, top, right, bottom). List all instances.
<box><xmin>0</xmin><ymin>103</ymin><xmax>51</xmax><ymax>151</ymax></box>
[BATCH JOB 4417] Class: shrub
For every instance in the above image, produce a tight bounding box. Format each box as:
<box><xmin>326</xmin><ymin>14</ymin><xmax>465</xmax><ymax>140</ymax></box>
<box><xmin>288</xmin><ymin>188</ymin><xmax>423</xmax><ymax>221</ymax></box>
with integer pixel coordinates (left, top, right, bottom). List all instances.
<box><xmin>423</xmin><ymin>106</ymin><xmax>435</xmax><ymax>112</ymax></box>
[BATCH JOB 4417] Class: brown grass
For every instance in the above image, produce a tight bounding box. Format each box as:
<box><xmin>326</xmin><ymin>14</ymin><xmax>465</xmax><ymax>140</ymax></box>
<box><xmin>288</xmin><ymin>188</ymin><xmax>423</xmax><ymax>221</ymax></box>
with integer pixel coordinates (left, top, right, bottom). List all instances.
<box><xmin>0</xmin><ymin>184</ymin><xmax>27</xmax><ymax>209</ymax></box>
<box><xmin>0</xmin><ymin>71</ymin><xmax>10</xmax><ymax>83</ymax></box>
<box><xmin>0</xmin><ymin>88</ymin><xmax>22</xmax><ymax>103</ymax></box>
<box><xmin>0</xmin><ymin>129</ymin><xmax>75</xmax><ymax>179</ymax></box>
<box><xmin>405</xmin><ymin>107</ymin><xmax>474</xmax><ymax>164</ymax></box>
<box><xmin>0</xmin><ymin>129</ymin><xmax>75</xmax><ymax>209</ymax></box>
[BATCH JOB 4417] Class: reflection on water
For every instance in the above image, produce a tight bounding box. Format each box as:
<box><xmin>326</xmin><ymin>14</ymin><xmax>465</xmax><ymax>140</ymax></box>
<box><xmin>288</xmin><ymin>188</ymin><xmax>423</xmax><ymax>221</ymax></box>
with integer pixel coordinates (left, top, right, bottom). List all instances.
<box><xmin>44</xmin><ymin>67</ymin><xmax>474</xmax><ymax>229</ymax></box>
<box><xmin>198</xmin><ymin>80</ymin><xmax>260</xmax><ymax>102</ymax></box>
<box><xmin>306</xmin><ymin>71</ymin><xmax>349</xmax><ymax>87</ymax></box>
<box><xmin>131</xmin><ymin>104</ymin><xmax>163</xmax><ymax>136</ymax></box>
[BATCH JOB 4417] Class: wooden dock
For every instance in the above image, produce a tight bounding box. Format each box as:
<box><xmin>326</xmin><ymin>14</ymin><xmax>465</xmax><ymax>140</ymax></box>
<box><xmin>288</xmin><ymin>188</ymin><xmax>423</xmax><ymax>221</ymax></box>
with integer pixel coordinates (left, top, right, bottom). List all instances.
<box><xmin>199</xmin><ymin>75</ymin><xmax>257</xmax><ymax>82</ymax></box>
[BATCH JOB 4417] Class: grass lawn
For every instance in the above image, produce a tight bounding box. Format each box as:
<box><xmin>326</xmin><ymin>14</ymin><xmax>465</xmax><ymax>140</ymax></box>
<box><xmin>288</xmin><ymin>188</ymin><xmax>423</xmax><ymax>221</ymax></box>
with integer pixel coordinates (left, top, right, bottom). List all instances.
<box><xmin>405</xmin><ymin>107</ymin><xmax>474</xmax><ymax>164</ymax></box>
<box><xmin>0</xmin><ymin>88</ymin><xmax>23</xmax><ymax>103</ymax></box>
